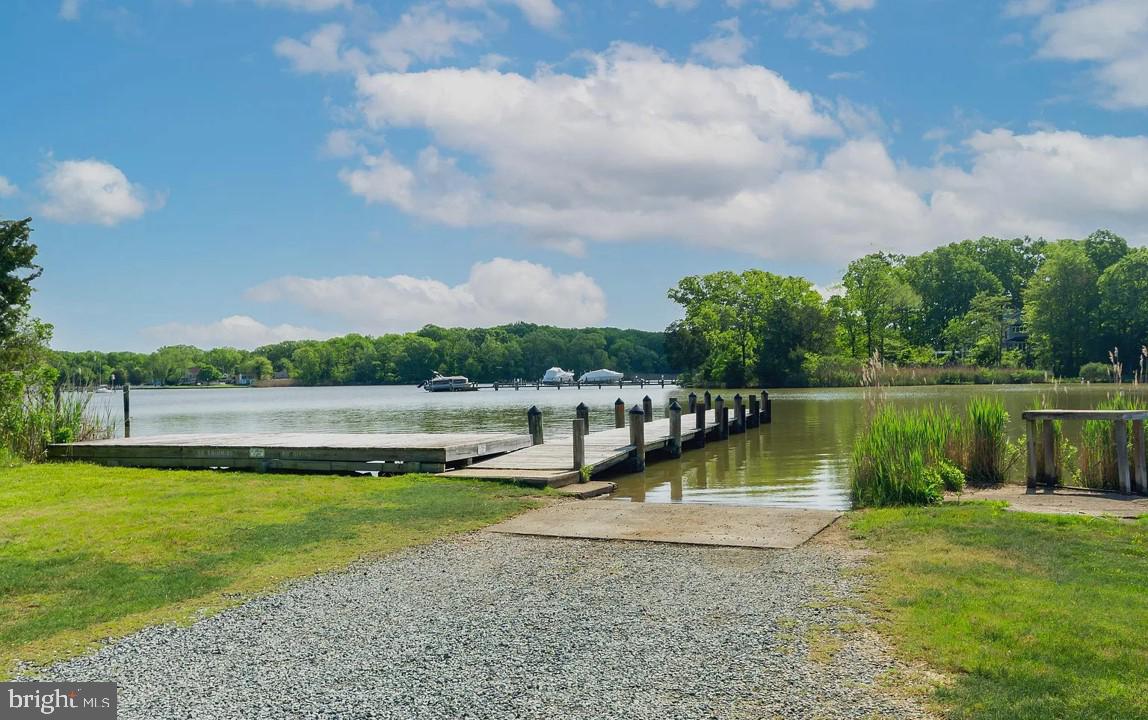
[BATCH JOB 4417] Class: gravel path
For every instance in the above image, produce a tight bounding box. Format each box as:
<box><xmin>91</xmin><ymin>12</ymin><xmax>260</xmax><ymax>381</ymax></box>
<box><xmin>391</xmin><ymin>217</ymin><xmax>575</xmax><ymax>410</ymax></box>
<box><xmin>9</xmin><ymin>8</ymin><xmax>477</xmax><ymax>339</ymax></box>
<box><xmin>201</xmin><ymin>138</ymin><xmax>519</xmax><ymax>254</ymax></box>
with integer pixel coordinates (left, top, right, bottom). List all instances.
<box><xmin>35</xmin><ymin>529</ymin><xmax>932</xmax><ymax>720</ymax></box>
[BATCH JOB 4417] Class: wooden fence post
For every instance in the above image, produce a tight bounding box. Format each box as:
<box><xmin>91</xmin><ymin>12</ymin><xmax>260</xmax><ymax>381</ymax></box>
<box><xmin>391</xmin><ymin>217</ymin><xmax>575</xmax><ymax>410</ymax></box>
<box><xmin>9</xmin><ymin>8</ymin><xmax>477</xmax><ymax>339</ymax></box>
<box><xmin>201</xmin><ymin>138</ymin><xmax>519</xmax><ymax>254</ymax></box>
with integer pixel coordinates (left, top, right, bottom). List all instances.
<box><xmin>573</xmin><ymin>418</ymin><xmax>586</xmax><ymax>473</ymax></box>
<box><xmin>668</xmin><ymin>399</ymin><xmax>682</xmax><ymax>458</ymax></box>
<box><xmin>688</xmin><ymin>392</ymin><xmax>697</xmax><ymax>413</ymax></box>
<box><xmin>614</xmin><ymin>398</ymin><xmax>625</xmax><ymax>429</ymax></box>
<box><xmin>576</xmin><ymin>402</ymin><xmax>590</xmax><ymax>436</ymax></box>
<box><xmin>629</xmin><ymin>405</ymin><xmax>646</xmax><ymax>472</ymax></box>
<box><xmin>1041</xmin><ymin>420</ymin><xmax>1056</xmax><ymax>485</ymax></box>
<box><xmin>748</xmin><ymin>395</ymin><xmax>759</xmax><ymax>429</ymax></box>
<box><xmin>1134</xmin><ymin>419</ymin><xmax>1147</xmax><ymax>494</ymax></box>
<box><xmin>643</xmin><ymin>395</ymin><xmax>653</xmax><ymax>421</ymax></box>
<box><xmin>123</xmin><ymin>383</ymin><xmax>131</xmax><ymax>439</ymax></box>
<box><xmin>694</xmin><ymin>401</ymin><xmax>706</xmax><ymax>448</ymax></box>
<box><xmin>1115</xmin><ymin>419</ymin><xmax>1131</xmax><ymax>494</ymax></box>
<box><xmin>528</xmin><ymin>405</ymin><xmax>544</xmax><ymax>446</ymax></box>
<box><xmin>732</xmin><ymin>393</ymin><xmax>745</xmax><ymax>434</ymax></box>
<box><xmin>1033</xmin><ymin>417</ymin><xmax>1042</xmax><ymax>489</ymax></box>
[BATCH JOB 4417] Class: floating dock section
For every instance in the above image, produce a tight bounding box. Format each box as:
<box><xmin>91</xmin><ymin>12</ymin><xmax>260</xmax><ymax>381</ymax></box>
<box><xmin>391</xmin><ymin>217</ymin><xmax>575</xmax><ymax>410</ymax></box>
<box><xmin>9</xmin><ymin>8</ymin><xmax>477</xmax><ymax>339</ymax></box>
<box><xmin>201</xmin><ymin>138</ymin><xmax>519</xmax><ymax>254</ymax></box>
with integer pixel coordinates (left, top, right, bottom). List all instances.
<box><xmin>47</xmin><ymin>432</ymin><xmax>532</xmax><ymax>474</ymax></box>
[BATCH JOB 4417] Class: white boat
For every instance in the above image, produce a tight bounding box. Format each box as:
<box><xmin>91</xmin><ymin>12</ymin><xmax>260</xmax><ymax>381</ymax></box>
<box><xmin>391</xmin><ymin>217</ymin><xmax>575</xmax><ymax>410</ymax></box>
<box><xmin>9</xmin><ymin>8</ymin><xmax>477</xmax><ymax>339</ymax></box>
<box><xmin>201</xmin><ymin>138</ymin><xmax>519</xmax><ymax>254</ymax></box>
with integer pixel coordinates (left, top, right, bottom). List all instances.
<box><xmin>541</xmin><ymin>367</ymin><xmax>575</xmax><ymax>385</ymax></box>
<box><xmin>95</xmin><ymin>385</ymin><xmax>114</xmax><ymax>394</ymax></box>
<box><xmin>421</xmin><ymin>372</ymin><xmax>479</xmax><ymax>392</ymax></box>
<box><xmin>578</xmin><ymin>368</ymin><xmax>624</xmax><ymax>384</ymax></box>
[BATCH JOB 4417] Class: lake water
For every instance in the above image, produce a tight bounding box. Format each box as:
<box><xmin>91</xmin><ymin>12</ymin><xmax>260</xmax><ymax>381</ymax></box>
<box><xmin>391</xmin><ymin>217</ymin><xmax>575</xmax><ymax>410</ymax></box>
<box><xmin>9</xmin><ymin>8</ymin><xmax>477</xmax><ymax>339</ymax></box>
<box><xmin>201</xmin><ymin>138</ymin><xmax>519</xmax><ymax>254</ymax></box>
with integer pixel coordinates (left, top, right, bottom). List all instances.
<box><xmin>86</xmin><ymin>383</ymin><xmax>1137</xmax><ymax>510</ymax></box>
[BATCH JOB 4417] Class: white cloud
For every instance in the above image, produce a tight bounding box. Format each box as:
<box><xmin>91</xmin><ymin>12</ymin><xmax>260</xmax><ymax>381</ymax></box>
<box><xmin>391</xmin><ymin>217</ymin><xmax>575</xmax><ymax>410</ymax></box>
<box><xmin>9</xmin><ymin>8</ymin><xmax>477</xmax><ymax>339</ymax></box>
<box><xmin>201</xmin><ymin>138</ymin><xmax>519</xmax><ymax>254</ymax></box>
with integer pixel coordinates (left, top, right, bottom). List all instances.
<box><xmin>38</xmin><ymin>159</ymin><xmax>158</xmax><ymax>226</ymax></box>
<box><xmin>1025</xmin><ymin>0</ymin><xmax>1148</xmax><ymax>108</ymax></box>
<box><xmin>652</xmin><ymin>0</ymin><xmax>700</xmax><ymax>9</ymax></box>
<box><xmin>826</xmin><ymin>0</ymin><xmax>874</xmax><ymax>10</ymax></box>
<box><xmin>1003</xmin><ymin>0</ymin><xmax>1053</xmax><ymax>18</ymax></box>
<box><xmin>691</xmin><ymin>17</ymin><xmax>751</xmax><ymax>66</ymax></box>
<box><xmin>828</xmin><ymin>70</ymin><xmax>863</xmax><ymax>80</ymax></box>
<box><xmin>59</xmin><ymin>0</ymin><xmax>82</xmax><ymax>20</ymax></box>
<box><xmin>0</xmin><ymin>177</ymin><xmax>16</xmax><ymax>198</ymax></box>
<box><xmin>247</xmin><ymin>258</ymin><xmax>607</xmax><ymax>331</ymax></box>
<box><xmin>252</xmin><ymin>0</ymin><xmax>352</xmax><ymax>11</ymax></box>
<box><xmin>507</xmin><ymin>0</ymin><xmax>561</xmax><ymax>29</ymax></box>
<box><xmin>276</xmin><ymin>8</ymin><xmax>482</xmax><ymax>74</ymax></box>
<box><xmin>143</xmin><ymin>315</ymin><xmax>329</xmax><ymax>349</ymax></box>
<box><xmin>787</xmin><ymin>14</ymin><xmax>869</xmax><ymax>56</ymax></box>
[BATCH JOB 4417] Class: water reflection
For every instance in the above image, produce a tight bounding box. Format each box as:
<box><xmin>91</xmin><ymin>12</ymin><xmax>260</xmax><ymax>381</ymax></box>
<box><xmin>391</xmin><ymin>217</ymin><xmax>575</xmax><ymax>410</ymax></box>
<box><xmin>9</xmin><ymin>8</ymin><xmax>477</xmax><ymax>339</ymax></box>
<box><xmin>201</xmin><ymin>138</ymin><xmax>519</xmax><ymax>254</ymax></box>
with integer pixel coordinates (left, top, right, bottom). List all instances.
<box><xmin>84</xmin><ymin>383</ymin><xmax>1143</xmax><ymax>510</ymax></box>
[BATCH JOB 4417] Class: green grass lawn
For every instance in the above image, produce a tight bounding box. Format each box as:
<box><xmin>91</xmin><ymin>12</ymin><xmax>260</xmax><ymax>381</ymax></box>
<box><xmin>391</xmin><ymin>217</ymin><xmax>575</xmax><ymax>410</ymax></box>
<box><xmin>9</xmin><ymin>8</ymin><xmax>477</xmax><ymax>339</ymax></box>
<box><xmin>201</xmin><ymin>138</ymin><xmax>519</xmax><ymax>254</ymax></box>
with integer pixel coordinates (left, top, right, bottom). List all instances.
<box><xmin>0</xmin><ymin>463</ymin><xmax>546</xmax><ymax>675</ymax></box>
<box><xmin>852</xmin><ymin>503</ymin><xmax>1148</xmax><ymax>720</ymax></box>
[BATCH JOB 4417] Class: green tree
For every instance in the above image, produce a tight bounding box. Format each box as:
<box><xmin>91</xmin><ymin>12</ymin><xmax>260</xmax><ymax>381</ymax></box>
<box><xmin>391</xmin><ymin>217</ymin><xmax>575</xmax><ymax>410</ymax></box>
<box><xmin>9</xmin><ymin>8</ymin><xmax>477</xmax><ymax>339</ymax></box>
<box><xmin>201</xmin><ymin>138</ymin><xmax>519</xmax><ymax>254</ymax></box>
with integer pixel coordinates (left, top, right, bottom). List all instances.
<box><xmin>943</xmin><ymin>293</ymin><xmax>1011</xmax><ymax>366</ymax></box>
<box><xmin>1080</xmin><ymin>229</ymin><xmax>1129</xmax><ymax>274</ymax></box>
<box><xmin>0</xmin><ymin>218</ymin><xmax>43</xmax><ymax>344</ymax></box>
<box><xmin>904</xmin><ymin>245</ymin><xmax>1003</xmax><ymax>347</ymax></box>
<box><xmin>1098</xmin><ymin>248</ymin><xmax>1148</xmax><ymax>366</ymax></box>
<box><xmin>1023</xmin><ymin>241</ymin><xmax>1100</xmax><ymax>376</ymax></box>
<box><xmin>840</xmin><ymin>253</ymin><xmax>919</xmax><ymax>359</ymax></box>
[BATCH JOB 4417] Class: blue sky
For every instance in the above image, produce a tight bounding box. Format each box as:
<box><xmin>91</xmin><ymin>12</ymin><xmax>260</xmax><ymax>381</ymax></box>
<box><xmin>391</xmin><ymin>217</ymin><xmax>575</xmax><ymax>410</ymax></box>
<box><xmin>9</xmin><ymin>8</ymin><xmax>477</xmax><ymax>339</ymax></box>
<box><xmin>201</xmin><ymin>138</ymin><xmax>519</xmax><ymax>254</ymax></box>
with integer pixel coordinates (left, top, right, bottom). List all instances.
<box><xmin>2</xmin><ymin>0</ymin><xmax>1147</xmax><ymax>351</ymax></box>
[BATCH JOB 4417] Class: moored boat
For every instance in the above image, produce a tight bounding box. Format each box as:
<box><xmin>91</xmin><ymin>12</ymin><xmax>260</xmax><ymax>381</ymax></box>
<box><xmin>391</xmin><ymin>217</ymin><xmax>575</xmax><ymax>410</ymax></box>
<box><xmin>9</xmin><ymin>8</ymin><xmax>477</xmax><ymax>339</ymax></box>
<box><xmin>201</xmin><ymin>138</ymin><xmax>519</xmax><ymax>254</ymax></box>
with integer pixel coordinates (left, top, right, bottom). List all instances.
<box><xmin>578</xmin><ymin>368</ymin><xmax>624</xmax><ymax>383</ymax></box>
<box><xmin>421</xmin><ymin>372</ymin><xmax>479</xmax><ymax>392</ymax></box>
<box><xmin>541</xmin><ymin>367</ymin><xmax>575</xmax><ymax>385</ymax></box>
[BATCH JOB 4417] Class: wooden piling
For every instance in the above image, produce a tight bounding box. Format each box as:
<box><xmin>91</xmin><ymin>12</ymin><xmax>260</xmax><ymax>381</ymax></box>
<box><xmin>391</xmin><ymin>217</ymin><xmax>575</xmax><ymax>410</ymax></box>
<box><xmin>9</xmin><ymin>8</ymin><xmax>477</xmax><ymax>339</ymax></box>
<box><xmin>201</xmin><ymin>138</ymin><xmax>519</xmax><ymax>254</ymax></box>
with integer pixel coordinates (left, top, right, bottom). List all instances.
<box><xmin>694</xmin><ymin>401</ymin><xmax>706</xmax><ymax>448</ymax></box>
<box><xmin>720</xmin><ymin>406</ymin><xmax>729</xmax><ymax>440</ymax></box>
<box><xmin>1033</xmin><ymin>420</ymin><xmax>1042</xmax><ymax>486</ymax></box>
<box><xmin>1115</xmin><ymin>420</ymin><xmax>1131</xmax><ymax>494</ymax></box>
<box><xmin>628</xmin><ymin>405</ymin><xmax>646</xmax><ymax>472</ymax></box>
<box><xmin>1041</xmin><ymin>420</ymin><xmax>1056</xmax><ymax>485</ymax></box>
<box><xmin>614</xmin><ymin>398</ymin><xmax>626</xmax><ymax>429</ymax></box>
<box><xmin>123</xmin><ymin>383</ymin><xmax>131</xmax><ymax>438</ymax></box>
<box><xmin>1134</xmin><ymin>419</ymin><xmax>1147</xmax><ymax>494</ymax></box>
<box><xmin>643</xmin><ymin>395</ymin><xmax>653</xmax><ymax>420</ymax></box>
<box><xmin>573</xmin><ymin>418</ymin><xmax>586</xmax><ymax>473</ymax></box>
<box><xmin>732</xmin><ymin>393</ymin><xmax>745</xmax><ymax>434</ymax></box>
<box><xmin>527</xmin><ymin>405</ymin><xmax>544</xmax><ymax>446</ymax></box>
<box><xmin>704</xmin><ymin>391</ymin><xmax>712</xmax><ymax>410</ymax></box>
<box><xmin>688</xmin><ymin>392</ymin><xmax>697</xmax><ymax>413</ymax></box>
<box><xmin>576</xmin><ymin>402</ymin><xmax>590</xmax><ymax>436</ymax></box>
<box><xmin>747</xmin><ymin>395</ymin><xmax>759</xmax><ymax>428</ymax></box>
<box><xmin>714</xmin><ymin>396</ymin><xmax>726</xmax><ymax>439</ymax></box>
<box><xmin>762</xmin><ymin>391</ymin><xmax>772</xmax><ymax>424</ymax></box>
<box><xmin>668</xmin><ymin>399</ymin><xmax>682</xmax><ymax>458</ymax></box>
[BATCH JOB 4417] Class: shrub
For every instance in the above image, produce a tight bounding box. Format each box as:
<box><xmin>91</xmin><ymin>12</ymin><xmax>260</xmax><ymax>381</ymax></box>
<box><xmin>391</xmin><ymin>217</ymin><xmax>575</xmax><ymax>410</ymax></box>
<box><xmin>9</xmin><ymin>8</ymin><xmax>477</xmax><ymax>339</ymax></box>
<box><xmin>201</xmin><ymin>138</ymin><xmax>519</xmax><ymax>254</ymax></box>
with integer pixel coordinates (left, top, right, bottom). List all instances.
<box><xmin>802</xmin><ymin>353</ymin><xmax>862</xmax><ymax>387</ymax></box>
<box><xmin>851</xmin><ymin>406</ymin><xmax>956</xmax><ymax>507</ymax></box>
<box><xmin>1079</xmin><ymin>362</ymin><xmax>1113</xmax><ymax>383</ymax></box>
<box><xmin>0</xmin><ymin>366</ymin><xmax>114</xmax><ymax>462</ymax></box>
<box><xmin>936</xmin><ymin>459</ymin><xmax>966</xmax><ymax>492</ymax></box>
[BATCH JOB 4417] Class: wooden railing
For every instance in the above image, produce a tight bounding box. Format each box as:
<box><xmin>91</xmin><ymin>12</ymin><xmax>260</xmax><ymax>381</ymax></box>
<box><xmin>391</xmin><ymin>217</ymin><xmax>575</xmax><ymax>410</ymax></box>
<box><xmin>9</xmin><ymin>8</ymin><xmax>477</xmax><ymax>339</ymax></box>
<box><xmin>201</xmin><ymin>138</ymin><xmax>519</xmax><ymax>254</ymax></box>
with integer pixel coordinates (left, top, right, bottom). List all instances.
<box><xmin>1021</xmin><ymin>410</ymin><xmax>1148</xmax><ymax>494</ymax></box>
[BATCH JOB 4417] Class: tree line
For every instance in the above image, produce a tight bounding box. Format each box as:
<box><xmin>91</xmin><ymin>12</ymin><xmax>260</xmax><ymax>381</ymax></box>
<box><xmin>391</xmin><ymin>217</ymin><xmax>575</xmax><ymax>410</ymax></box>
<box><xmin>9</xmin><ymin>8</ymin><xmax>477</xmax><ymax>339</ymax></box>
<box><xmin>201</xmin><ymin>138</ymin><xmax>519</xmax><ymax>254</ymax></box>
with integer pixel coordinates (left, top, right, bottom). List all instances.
<box><xmin>51</xmin><ymin>324</ymin><xmax>672</xmax><ymax>387</ymax></box>
<box><xmin>666</xmin><ymin>230</ymin><xmax>1148</xmax><ymax>386</ymax></box>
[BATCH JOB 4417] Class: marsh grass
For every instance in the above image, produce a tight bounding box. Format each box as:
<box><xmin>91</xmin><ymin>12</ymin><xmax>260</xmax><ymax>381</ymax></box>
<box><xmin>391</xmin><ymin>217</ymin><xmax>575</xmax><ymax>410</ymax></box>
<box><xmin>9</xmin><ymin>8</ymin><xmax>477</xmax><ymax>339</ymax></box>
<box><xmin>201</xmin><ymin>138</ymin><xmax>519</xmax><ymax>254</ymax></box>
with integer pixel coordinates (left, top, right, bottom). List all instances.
<box><xmin>1078</xmin><ymin>391</ymin><xmax>1147</xmax><ymax>490</ymax></box>
<box><xmin>851</xmin><ymin>406</ymin><xmax>957</xmax><ymax>506</ymax></box>
<box><xmin>964</xmin><ymin>398</ymin><xmax>1015</xmax><ymax>485</ymax></box>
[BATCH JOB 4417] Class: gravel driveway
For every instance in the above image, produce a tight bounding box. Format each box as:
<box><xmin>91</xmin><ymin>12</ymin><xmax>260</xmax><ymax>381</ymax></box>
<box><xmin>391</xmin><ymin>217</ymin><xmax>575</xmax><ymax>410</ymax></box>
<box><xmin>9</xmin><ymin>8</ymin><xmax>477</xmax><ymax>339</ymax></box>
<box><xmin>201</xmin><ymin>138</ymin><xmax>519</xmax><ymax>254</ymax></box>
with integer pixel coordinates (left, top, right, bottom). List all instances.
<box><xmin>36</xmin><ymin>528</ymin><xmax>932</xmax><ymax>720</ymax></box>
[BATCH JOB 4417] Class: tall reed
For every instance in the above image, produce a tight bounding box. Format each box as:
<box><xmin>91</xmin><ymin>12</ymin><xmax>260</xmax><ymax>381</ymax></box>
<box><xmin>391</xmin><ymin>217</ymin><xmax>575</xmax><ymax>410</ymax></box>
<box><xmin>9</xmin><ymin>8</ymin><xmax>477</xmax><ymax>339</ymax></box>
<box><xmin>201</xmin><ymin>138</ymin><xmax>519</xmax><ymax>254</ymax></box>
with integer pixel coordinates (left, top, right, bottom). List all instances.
<box><xmin>1079</xmin><ymin>392</ymin><xmax>1145</xmax><ymax>491</ymax></box>
<box><xmin>964</xmin><ymin>397</ymin><xmax>1015</xmax><ymax>485</ymax></box>
<box><xmin>851</xmin><ymin>406</ymin><xmax>959</xmax><ymax>506</ymax></box>
<box><xmin>0</xmin><ymin>376</ymin><xmax>115</xmax><ymax>462</ymax></box>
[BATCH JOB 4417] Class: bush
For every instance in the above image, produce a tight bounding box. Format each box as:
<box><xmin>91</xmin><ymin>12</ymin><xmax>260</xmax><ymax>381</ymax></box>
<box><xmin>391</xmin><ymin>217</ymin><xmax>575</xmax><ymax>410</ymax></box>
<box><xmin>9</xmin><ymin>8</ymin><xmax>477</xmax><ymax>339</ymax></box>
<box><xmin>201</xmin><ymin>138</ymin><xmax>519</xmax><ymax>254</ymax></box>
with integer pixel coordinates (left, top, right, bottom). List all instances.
<box><xmin>851</xmin><ymin>406</ymin><xmax>957</xmax><ymax>507</ymax></box>
<box><xmin>1079</xmin><ymin>362</ymin><xmax>1113</xmax><ymax>383</ymax></box>
<box><xmin>936</xmin><ymin>459</ymin><xmax>966</xmax><ymax>492</ymax></box>
<box><xmin>802</xmin><ymin>353</ymin><xmax>862</xmax><ymax>387</ymax></box>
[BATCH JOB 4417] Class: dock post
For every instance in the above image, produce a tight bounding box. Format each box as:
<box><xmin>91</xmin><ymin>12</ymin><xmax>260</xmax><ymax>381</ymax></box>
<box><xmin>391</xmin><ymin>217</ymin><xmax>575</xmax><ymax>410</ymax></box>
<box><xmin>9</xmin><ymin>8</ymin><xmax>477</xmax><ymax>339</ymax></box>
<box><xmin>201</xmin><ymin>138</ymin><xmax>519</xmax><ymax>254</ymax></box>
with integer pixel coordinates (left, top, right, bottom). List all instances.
<box><xmin>688</xmin><ymin>392</ymin><xmax>697</xmax><ymax>413</ymax></box>
<box><xmin>628</xmin><ymin>405</ymin><xmax>646</xmax><ymax>472</ymax></box>
<box><xmin>1115</xmin><ymin>420</ymin><xmax>1131</xmax><ymax>494</ymax></box>
<box><xmin>694</xmin><ymin>401</ymin><xmax>706</xmax><ymax>448</ymax></box>
<box><xmin>1041</xmin><ymin>420</ymin><xmax>1056</xmax><ymax>485</ymax></box>
<box><xmin>720</xmin><ymin>406</ymin><xmax>729</xmax><ymax>440</ymax></box>
<box><xmin>714</xmin><ymin>396</ymin><xmax>726</xmax><ymax>439</ymax></box>
<box><xmin>1134</xmin><ymin>419</ymin><xmax>1147</xmax><ymax>494</ymax></box>
<box><xmin>573</xmin><ymin>418</ymin><xmax>586</xmax><ymax>473</ymax></box>
<box><xmin>762</xmin><ymin>391</ymin><xmax>772</xmax><ymax>424</ymax></box>
<box><xmin>704</xmin><ymin>391</ymin><xmax>712</xmax><ymax>410</ymax></box>
<box><xmin>643</xmin><ymin>395</ymin><xmax>653</xmax><ymax>421</ymax></box>
<box><xmin>1033</xmin><ymin>417</ymin><xmax>1042</xmax><ymax>489</ymax></box>
<box><xmin>614</xmin><ymin>398</ymin><xmax>625</xmax><ymax>429</ymax></box>
<box><xmin>123</xmin><ymin>383</ymin><xmax>131</xmax><ymax>438</ymax></box>
<box><xmin>748</xmin><ymin>395</ymin><xmax>759</xmax><ymax>428</ymax></box>
<box><xmin>576</xmin><ymin>402</ymin><xmax>590</xmax><ymax>436</ymax></box>
<box><xmin>668</xmin><ymin>399</ymin><xmax>682</xmax><ymax>458</ymax></box>
<box><xmin>527</xmin><ymin>405</ymin><xmax>544</xmax><ymax>446</ymax></box>
<box><xmin>733</xmin><ymin>394</ymin><xmax>745</xmax><ymax>434</ymax></box>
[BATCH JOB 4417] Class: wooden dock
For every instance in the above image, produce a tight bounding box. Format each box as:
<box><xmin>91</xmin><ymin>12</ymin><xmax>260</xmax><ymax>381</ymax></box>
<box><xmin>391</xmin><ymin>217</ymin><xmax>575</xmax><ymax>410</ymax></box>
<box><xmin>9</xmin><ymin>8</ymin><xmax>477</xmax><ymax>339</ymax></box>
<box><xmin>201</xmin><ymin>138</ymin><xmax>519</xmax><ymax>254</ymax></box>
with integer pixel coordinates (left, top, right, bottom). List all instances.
<box><xmin>442</xmin><ymin>392</ymin><xmax>772</xmax><ymax>488</ymax></box>
<box><xmin>47</xmin><ymin>432</ymin><xmax>532</xmax><ymax>474</ymax></box>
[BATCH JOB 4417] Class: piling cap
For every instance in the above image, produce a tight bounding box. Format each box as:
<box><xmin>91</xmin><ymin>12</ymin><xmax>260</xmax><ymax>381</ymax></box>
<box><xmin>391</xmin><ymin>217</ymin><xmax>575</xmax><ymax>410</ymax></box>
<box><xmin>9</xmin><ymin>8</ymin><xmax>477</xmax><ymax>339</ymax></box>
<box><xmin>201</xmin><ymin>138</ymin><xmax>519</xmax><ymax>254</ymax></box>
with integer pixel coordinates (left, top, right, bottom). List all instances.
<box><xmin>669</xmin><ymin>399</ymin><xmax>681</xmax><ymax>411</ymax></box>
<box><xmin>715</xmin><ymin>395</ymin><xmax>724</xmax><ymax>402</ymax></box>
<box><xmin>643</xmin><ymin>394</ymin><xmax>651</xmax><ymax>401</ymax></box>
<box><xmin>734</xmin><ymin>393</ymin><xmax>742</xmax><ymax>401</ymax></box>
<box><xmin>527</xmin><ymin>405</ymin><xmax>541</xmax><ymax>416</ymax></box>
<box><xmin>688</xmin><ymin>391</ymin><xmax>697</xmax><ymax>399</ymax></box>
<box><xmin>615</xmin><ymin>397</ymin><xmax>625</xmax><ymax>406</ymax></box>
<box><xmin>630</xmin><ymin>405</ymin><xmax>645</xmax><ymax>415</ymax></box>
<box><xmin>576</xmin><ymin>402</ymin><xmax>588</xmax><ymax>411</ymax></box>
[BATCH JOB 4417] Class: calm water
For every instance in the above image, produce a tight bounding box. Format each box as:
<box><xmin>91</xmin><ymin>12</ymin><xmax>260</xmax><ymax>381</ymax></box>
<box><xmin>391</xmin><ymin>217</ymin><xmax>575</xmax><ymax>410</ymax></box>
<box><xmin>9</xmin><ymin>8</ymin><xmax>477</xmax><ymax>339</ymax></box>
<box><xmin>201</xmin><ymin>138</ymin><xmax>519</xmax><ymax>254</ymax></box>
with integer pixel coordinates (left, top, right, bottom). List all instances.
<box><xmin>86</xmin><ymin>383</ymin><xmax>1134</xmax><ymax>510</ymax></box>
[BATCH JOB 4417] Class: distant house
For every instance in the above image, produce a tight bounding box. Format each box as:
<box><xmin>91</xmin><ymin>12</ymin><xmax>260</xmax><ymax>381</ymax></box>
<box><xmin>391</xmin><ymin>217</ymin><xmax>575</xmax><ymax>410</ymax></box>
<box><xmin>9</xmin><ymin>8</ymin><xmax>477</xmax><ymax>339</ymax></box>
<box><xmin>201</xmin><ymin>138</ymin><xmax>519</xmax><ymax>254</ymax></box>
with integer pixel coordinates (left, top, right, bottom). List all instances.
<box><xmin>232</xmin><ymin>374</ymin><xmax>253</xmax><ymax>386</ymax></box>
<box><xmin>272</xmin><ymin>369</ymin><xmax>290</xmax><ymax>380</ymax></box>
<box><xmin>179</xmin><ymin>367</ymin><xmax>202</xmax><ymax>385</ymax></box>
<box><xmin>1003</xmin><ymin>310</ymin><xmax>1028</xmax><ymax>351</ymax></box>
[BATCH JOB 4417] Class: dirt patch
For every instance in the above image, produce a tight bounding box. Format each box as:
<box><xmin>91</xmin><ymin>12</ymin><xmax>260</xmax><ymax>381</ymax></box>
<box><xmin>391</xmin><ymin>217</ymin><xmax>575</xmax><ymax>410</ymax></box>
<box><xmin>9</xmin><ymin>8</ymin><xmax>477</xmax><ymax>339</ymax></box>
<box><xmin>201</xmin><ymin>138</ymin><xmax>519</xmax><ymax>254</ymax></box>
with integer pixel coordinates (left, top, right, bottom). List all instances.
<box><xmin>950</xmin><ymin>484</ymin><xmax>1148</xmax><ymax>519</ymax></box>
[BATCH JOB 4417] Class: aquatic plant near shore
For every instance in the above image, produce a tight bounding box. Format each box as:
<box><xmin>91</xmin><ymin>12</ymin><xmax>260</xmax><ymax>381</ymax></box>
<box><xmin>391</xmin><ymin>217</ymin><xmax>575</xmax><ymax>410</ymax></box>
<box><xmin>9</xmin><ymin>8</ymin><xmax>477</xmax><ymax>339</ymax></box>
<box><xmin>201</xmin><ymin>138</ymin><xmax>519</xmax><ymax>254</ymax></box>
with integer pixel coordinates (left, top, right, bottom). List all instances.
<box><xmin>964</xmin><ymin>397</ymin><xmax>1016</xmax><ymax>485</ymax></box>
<box><xmin>851</xmin><ymin>406</ymin><xmax>957</xmax><ymax>507</ymax></box>
<box><xmin>0</xmin><ymin>368</ymin><xmax>115</xmax><ymax>461</ymax></box>
<box><xmin>1079</xmin><ymin>392</ymin><xmax>1147</xmax><ymax>491</ymax></box>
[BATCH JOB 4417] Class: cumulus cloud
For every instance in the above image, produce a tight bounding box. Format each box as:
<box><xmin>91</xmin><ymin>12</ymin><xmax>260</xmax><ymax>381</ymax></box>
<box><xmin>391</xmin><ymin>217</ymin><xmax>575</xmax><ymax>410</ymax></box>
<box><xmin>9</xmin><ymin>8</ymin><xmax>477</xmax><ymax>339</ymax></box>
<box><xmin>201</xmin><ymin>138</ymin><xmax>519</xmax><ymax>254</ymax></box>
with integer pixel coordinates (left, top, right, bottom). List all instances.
<box><xmin>787</xmin><ymin>14</ymin><xmax>869</xmax><ymax>56</ymax></box>
<box><xmin>322</xmin><ymin>43</ymin><xmax>1148</xmax><ymax>258</ymax></box>
<box><xmin>1023</xmin><ymin>0</ymin><xmax>1148</xmax><ymax>108</ymax></box>
<box><xmin>143</xmin><ymin>315</ymin><xmax>329</xmax><ymax>349</ymax></box>
<box><xmin>59</xmin><ymin>0</ymin><xmax>82</xmax><ymax>20</ymax></box>
<box><xmin>246</xmin><ymin>258</ymin><xmax>607</xmax><ymax>331</ymax></box>
<box><xmin>38</xmin><ymin>159</ymin><xmax>159</xmax><ymax>226</ymax></box>
<box><xmin>275</xmin><ymin>23</ymin><xmax>355</xmax><ymax>73</ymax></box>
<box><xmin>0</xmin><ymin>177</ymin><xmax>16</xmax><ymax>198</ymax></box>
<box><xmin>506</xmin><ymin>0</ymin><xmax>561</xmax><ymax>29</ymax></box>
<box><xmin>691</xmin><ymin>18</ymin><xmax>751</xmax><ymax>66</ymax></box>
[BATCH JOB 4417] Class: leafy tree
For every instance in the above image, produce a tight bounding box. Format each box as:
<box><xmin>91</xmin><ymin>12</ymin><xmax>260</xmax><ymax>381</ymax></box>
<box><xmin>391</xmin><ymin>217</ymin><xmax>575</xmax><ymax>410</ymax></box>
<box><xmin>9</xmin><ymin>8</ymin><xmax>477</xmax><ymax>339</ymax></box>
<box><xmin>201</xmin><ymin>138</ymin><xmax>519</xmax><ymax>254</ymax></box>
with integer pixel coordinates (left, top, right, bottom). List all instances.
<box><xmin>1023</xmin><ymin>241</ymin><xmax>1100</xmax><ymax>376</ymax></box>
<box><xmin>0</xmin><ymin>218</ymin><xmax>43</xmax><ymax>344</ymax></box>
<box><xmin>1080</xmin><ymin>229</ymin><xmax>1129</xmax><ymax>274</ymax></box>
<box><xmin>840</xmin><ymin>253</ymin><xmax>919</xmax><ymax>359</ymax></box>
<box><xmin>1098</xmin><ymin>248</ymin><xmax>1148</xmax><ymax>366</ymax></box>
<box><xmin>904</xmin><ymin>245</ymin><xmax>1002</xmax><ymax>347</ymax></box>
<box><xmin>943</xmin><ymin>293</ymin><xmax>1011</xmax><ymax>366</ymax></box>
